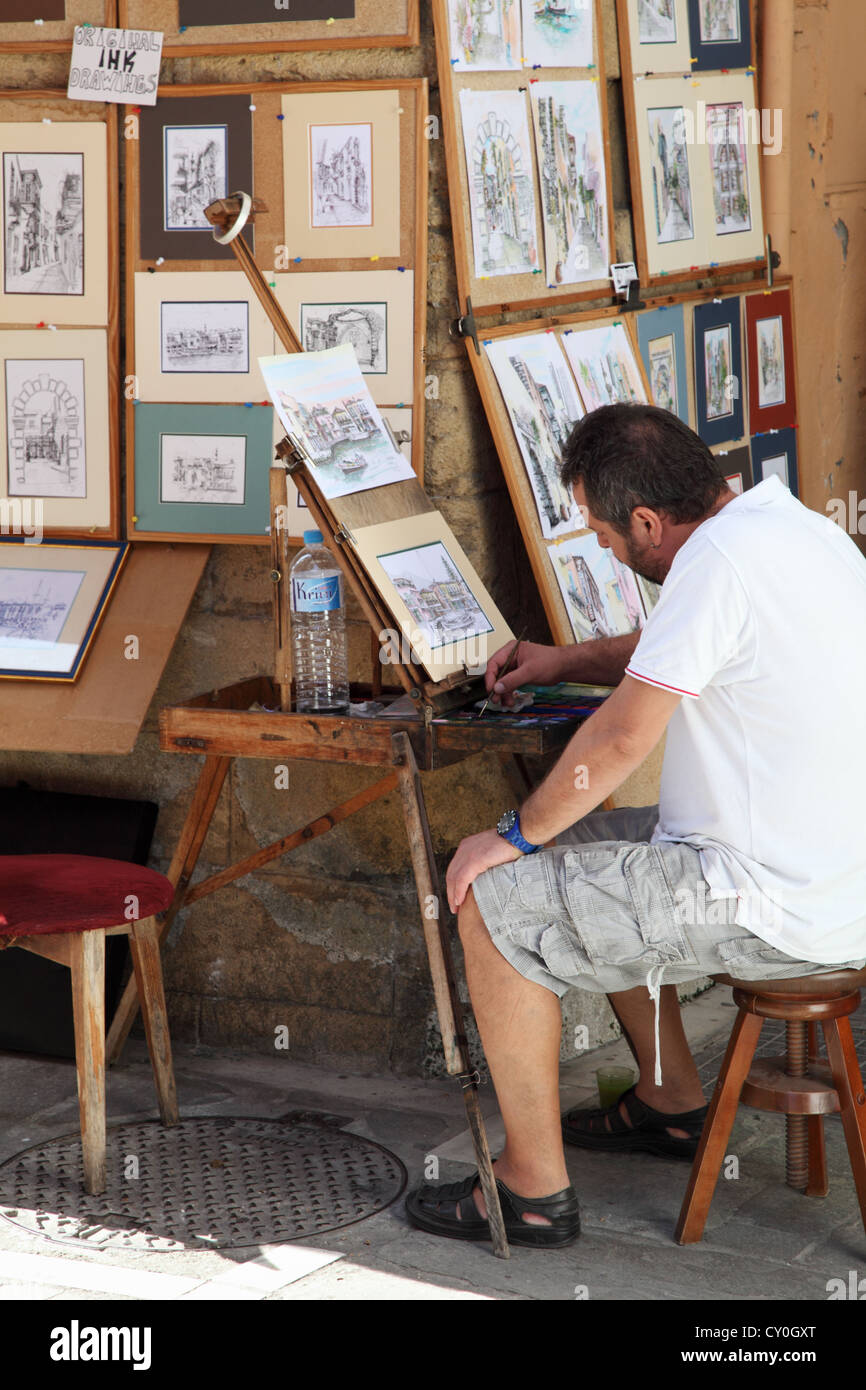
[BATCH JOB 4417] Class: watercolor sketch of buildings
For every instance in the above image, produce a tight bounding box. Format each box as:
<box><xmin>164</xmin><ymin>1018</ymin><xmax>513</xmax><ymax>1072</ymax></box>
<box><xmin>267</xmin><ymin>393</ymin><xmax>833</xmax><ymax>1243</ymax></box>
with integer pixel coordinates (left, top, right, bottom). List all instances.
<box><xmin>647</xmin><ymin>106</ymin><xmax>694</xmax><ymax>245</ymax></box>
<box><xmin>447</xmin><ymin>0</ymin><xmax>521</xmax><ymax>70</ymax></box>
<box><xmin>460</xmin><ymin>88</ymin><xmax>540</xmax><ymax>278</ymax></box>
<box><xmin>522</xmin><ymin>0</ymin><xmax>593</xmax><ymax>69</ymax></box>
<box><xmin>706</xmin><ymin>102</ymin><xmax>751</xmax><ymax>235</ymax></box>
<box><xmin>562</xmin><ymin>323</ymin><xmax>648</xmax><ymax>413</ymax></box>
<box><xmin>531</xmin><ymin>81</ymin><xmax>608</xmax><ymax>286</ymax></box>
<box><xmin>550</xmin><ymin>531</ymin><xmax>645</xmax><ymax>642</ymax></box>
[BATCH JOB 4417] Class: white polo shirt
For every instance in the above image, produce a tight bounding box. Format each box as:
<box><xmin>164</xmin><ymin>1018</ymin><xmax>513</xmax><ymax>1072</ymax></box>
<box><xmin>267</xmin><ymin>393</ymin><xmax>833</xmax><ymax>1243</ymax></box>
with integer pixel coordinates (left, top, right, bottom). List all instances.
<box><xmin>626</xmin><ymin>476</ymin><xmax>866</xmax><ymax>963</ymax></box>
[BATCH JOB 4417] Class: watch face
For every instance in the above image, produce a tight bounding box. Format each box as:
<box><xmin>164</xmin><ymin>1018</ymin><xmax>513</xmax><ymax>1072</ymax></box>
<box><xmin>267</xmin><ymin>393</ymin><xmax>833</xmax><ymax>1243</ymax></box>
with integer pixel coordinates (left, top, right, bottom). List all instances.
<box><xmin>497</xmin><ymin>810</ymin><xmax>518</xmax><ymax>835</ymax></box>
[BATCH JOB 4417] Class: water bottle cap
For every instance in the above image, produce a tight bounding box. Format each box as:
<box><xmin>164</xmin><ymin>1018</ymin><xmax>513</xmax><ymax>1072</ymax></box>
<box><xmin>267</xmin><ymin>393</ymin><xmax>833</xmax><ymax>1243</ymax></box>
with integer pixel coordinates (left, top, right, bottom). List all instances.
<box><xmin>302</xmin><ymin>529</ymin><xmax>324</xmax><ymax>545</ymax></box>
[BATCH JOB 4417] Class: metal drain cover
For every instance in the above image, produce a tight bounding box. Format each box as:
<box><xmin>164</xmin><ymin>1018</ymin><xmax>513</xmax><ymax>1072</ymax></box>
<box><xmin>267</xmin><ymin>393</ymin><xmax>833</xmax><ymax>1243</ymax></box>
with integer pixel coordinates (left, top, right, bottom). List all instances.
<box><xmin>0</xmin><ymin>1116</ymin><xmax>406</xmax><ymax>1252</ymax></box>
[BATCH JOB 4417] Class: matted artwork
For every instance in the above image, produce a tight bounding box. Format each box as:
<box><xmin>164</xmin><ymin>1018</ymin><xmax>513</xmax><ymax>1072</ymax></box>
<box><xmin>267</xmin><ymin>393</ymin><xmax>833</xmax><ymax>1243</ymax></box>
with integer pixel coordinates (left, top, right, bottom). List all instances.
<box><xmin>636</xmin><ymin>302</ymin><xmax>690</xmax><ymax>426</ymax></box>
<box><xmin>132</xmin><ymin>403</ymin><xmax>273</xmax><ymax>541</ymax></box>
<box><xmin>530</xmin><ymin>81</ymin><xmax>609</xmax><ymax>287</ymax></box>
<box><xmin>0</xmin><ymin>328</ymin><xmax>112</xmax><ymax>535</ymax></box>
<box><xmin>693</xmin><ymin>296</ymin><xmax>743</xmax><ymax>445</ymax></box>
<box><xmin>272</xmin><ymin>269</ymin><xmax>414</xmax><ymax>406</ymax></box>
<box><xmin>0</xmin><ymin>539</ymin><xmax>127</xmax><ymax>682</ymax></box>
<box><xmin>715</xmin><ymin>442</ymin><xmax>752</xmax><ymax>494</ymax></box>
<box><xmin>485</xmin><ymin>332</ymin><xmax>585</xmax><ymax>540</ymax></box>
<box><xmin>620</xmin><ymin>0</ymin><xmax>692</xmax><ymax>76</ymax></box>
<box><xmin>447</xmin><ymin>0</ymin><xmax>521</xmax><ymax>69</ymax></box>
<box><xmin>562</xmin><ymin>323</ymin><xmax>648</xmax><ymax>413</ymax></box>
<box><xmin>0</xmin><ymin>122</ymin><xmax>107</xmax><ymax>325</ymax></box>
<box><xmin>259</xmin><ymin>343</ymin><xmax>414</xmax><ymax>500</ymax></box>
<box><xmin>549</xmin><ymin>531</ymin><xmax>646</xmax><ymax>642</ymax></box>
<box><xmin>134</xmin><ymin>272</ymin><xmax>276</xmax><ymax>405</ymax></box>
<box><xmin>646</xmin><ymin>106</ymin><xmax>694</xmax><ymax>244</ymax></box>
<box><xmin>521</xmin><ymin>0</ymin><xmax>594</xmax><ymax>68</ymax></box>
<box><xmin>706</xmin><ymin>102</ymin><xmax>751</xmax><ymax>234</ymax></box>
<box><xmin>686</xmin><ymin>0</ymin><xmax>751</xmax><ymax>70</ymax></box>
<box><xmin>163</xmin><ymin>125</ymin><xmax>227</xmax><ymax>232</ymax></box>
<box><xmin>350</xmin><ymin>510</ymin><xmax>514</xmax><ymax>679</ymax></box>
<box><xmin>459</xmin><ymin>88</ymin><xmax>539</xmax><ymax>279</ymax></box>
<box><xmin>750</xmin><ymin>428</ymin><xmax>798</xmax><ymax>498</ymax></box>
<box><xmin>281</xmin><ymin>89</ymin><xmax>401</xmax><ymax>260</ymax></box>
<box><xmin>744</xmin><ymin>287</ymin><xmax>796</xmax><ymax>433</ymax></box>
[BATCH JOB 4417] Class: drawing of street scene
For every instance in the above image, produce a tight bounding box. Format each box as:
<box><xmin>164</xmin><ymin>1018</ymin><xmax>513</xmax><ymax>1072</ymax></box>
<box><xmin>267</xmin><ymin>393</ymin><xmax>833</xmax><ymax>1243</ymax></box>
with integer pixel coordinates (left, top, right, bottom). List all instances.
<box><xmin>164</xmin><ymin>126</ymin><xmax>227</xmax><ymax>231</ymax></box>
<box><xmin>648</xmin><ymin>334</ymin><xmax>677</xmax><ymax>414</ymax></box>
<box><xmin>486</xmin><ymin>332</ymin><xmax>584</xmax><ymax>539</ymax></box>
<box><xmin>562</xmin><ymin>323</ymin><xmax>648</xmax><ymax>412</ymax></box>
<box><xmin>532</xmin><ymin>81</ymin><xmax>608</xmax><ymax>286</ymax></box>
<box><xmin>160</xmin><ymin>434</ymin><xmax>246</xmax><ymax>505</ymax></box>
<box><xmin>699</xmin><ymin>0</ymin><xmax>739</xmax><ymax>43</ymax></box>
<box><xmin>4</xmin><ymin>152</ymin><xmax>83</xmax><ymax>295</ymax></box>
<box><xmin>379</xmin><ymin>541</ymin><xmax>493</xmax><ymax>650</ymax></box>
<box><xmin>647</xmin><ymin>106</ymin><xmax>694</xmax><ymax>244</ymax></box>
<box><xmin>638</xmin><ymin>0</ymin><xmax>676</xmax><ymax>43</ymax></box>
<box><xmin>704</xmin><ymin>324</ymin><xmax>733</xmax><ymax>420</ymax></box>
<box><xmin>301</xmin><ymin>302</ymin><xmax>386</xmax><ymax>373</ymax></box>
<box><xmin>310</xmin><ymin>125</ymin><xmax>372</xmax><ymax>229</ymax></box>
<box><xmin>522</xmin><ymin>0</ymin><xmax>593</xmax><ymax>68</ymax></box>
<box><xmin>461</xmin><ymin>89</ymin><xmax>539</xmax><ymax>277</ymax></box>
<box><xmin>161</xmin><ymin>301</ymin><xmax>249</xmax><ymax>374</ymax></box>
<box><xmin>5</xmin><ymin>358</ymin><xmax>86</xmax><ymax>499</ymax></box>
<box><xmin>706</xmin><ymin>102</ymin><xmax>751</xmax><ymax>234</ymax></box>
<box><xmin>551</xmin><ymin>532</ymin><xmax>645</xmax><ymax>642</ymax></box>
<box><xmin>757</xmin><ymin>315</ymin><xmax>785</xmax><ymax>408</ymax></box>
<box><xmin>448</xmin><ymin>0</ymin><xmax>521</xmax><ymax>70</ymax></box>
<box><xmin>0</xmin><ymin>567</ymin><xmax>83</xmax><ymax>645</ymax></box>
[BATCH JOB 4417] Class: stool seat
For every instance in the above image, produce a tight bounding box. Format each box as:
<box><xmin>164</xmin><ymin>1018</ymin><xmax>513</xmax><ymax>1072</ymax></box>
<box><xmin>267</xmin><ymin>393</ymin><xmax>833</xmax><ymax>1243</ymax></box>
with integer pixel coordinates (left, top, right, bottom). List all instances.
<box><xmin>0</xmin><ymin>854</ymin><xmax>174</xmax><ymax>936</ymax></box>
<box><xmin>713</xmin><ymin>967</ymin><xmax>866</xmax><ymax>997</ymax></box>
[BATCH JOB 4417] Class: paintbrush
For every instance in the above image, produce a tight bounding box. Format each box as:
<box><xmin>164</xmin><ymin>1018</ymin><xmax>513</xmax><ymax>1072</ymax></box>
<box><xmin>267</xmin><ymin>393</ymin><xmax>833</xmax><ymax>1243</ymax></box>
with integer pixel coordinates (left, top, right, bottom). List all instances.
<box><xmin>476</xmin><ymin>627</ymin><xmax>528</xmax><ymax>719</ymax></box>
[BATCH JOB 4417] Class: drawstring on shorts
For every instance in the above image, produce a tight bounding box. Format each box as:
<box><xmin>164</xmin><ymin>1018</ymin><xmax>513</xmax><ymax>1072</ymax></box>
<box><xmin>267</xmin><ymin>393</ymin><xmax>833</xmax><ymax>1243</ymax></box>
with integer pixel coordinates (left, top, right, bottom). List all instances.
<box><xmin>646</xmin><ymin>962</ymin><xmax>667</xmax><ymax>1088</ymax></box>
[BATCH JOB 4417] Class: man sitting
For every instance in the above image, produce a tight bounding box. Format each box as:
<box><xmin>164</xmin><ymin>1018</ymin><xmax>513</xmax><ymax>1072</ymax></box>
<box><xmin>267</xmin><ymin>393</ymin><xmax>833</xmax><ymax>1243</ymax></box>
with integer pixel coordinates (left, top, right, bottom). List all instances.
<box><xmin>406</xmin><ymin>403</ymin><xmax>866</xmax><ymax>1248</ymax></box>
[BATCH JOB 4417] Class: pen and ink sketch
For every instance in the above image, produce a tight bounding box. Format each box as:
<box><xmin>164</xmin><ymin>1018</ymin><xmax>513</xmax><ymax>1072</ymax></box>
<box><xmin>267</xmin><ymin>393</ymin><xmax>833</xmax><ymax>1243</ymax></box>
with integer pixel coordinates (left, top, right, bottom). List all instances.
<box><xmin>647</xmin><ymin>333</ymin><xmax>678</xmax><ymax>415</ymax></box>
<box><xmin>703</xmin><ymin>323</ymin><xmax>733</xmax><ymax>421</ymax></box>
<box><xmin>259</xmin><ymin>343</ymin><xmax>413</xmax><ymax>499</ymax></box>
<box><xmin>163</xmin><ymin>125</ymin><xmax>228</xmax><ymax>232</ymax></box>
<box><xmin>5</xmin><ymin>357</ymin><xmax>86</xmax><ymax>499</ymax></box>
<box><xmin>460</xmin><ymin>88</ymin><xmax>540</xmax><ymax>278</ymax></box>
<box><xmin>447</xmin><ymin>0</ymin><xmax>521</xmax><ymax>70</ymax></box>
<box><xmin>562</xmin><ymin>324</ymin><xmax>648</xmax><ymax>413</ymax></box>
<box><xmin>378</xmin><ymin>540</ymin><xmax>494</xmax><ymax>650</ymax></box>
<box><xmin>309</xmin><ymin>124</ymin><xmax>372</xmax><ymax>229</ymax></box>
<box><xmin>759</xmin><ymin>450</ymin><xmax>788</xmax><ymax>486</ymax></box>
<box><xmin>551</xmin><ymin>531</ymin><xmax>645</xmax><ymax>642</ymax></box>
<box><xmin>159</xmin><ymin>432</ymin><xmax>246</xmax><ymax>505</ymax></box>
<box><xmin>646</xmin><ymin>106</ymin><xmax>694</xmax><ymax>245</ymax></box>
<box><xmin>522</xmin><ymin>0</ymin><xmax>593</xmax><ymax>69</ymax></box>
<box><xmin>532</xmin><ymin>81</ymin><xmax>608</xmax><ymax>286</ymax></box>
<box><xmin>485</xmin><ymin>332</ymin><xmax>585</xmax><ymax>540</ymax></box>
<box><xmin>160</xmin><ymin>300</ymin><xmax>250</xmax><ymax>374</ymax></box>
<box><xmin>706</xmin><ymin>102</ymin><xmax>751</xmax><ymax>235</ymax></box>
<box><xmin>699</xmin><ymin>0</ymin><xmax>739</xmax><ymax>44</ymax></box>
<box><xmin>638</xmin><ymin>0</ymin><xmax>676</xmax><ymax>43</ymax></box>
<box><xmin>3</xmin><ymin>151</ymin><xmax>83</xmax><ymax>296</ymax></box>
<box><xmin>0</xmin><ymin>566</ymin><xmax>83</xmax><ymax>646</ymax></box>
<box><xmin>300</xmin><ymin>300</ymin><xmax>387</xmax><ymax>373</ymax></box>
<box><xmin>756</xmin><ymin>314</ymin><xmax>785</xmax><ymax>409</ymax></box>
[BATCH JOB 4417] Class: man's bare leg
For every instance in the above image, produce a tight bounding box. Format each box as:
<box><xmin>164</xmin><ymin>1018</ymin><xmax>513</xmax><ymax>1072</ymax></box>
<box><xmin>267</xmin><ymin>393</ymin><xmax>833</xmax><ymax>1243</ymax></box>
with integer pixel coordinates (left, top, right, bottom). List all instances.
<box><xmin>603</xmin><ymin>983</ymin><xmax>707</xmax><ymax>1139</ymax></box>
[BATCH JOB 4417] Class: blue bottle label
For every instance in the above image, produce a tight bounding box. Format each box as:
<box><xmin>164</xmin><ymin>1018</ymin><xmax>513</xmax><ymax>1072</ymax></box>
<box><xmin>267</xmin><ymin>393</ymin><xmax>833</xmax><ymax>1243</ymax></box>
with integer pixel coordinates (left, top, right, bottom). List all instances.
<box><xmin>292</xmin><ymin>573</ymin><xmax>342</xmax><ymax>613</ymax></box>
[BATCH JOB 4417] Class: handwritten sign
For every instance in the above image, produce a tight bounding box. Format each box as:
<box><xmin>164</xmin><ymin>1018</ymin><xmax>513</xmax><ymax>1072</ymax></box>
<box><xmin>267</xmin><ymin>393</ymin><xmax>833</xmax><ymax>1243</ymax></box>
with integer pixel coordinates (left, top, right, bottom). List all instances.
<box><xmin>67</xmin><ymin>26</ymin><xmax>164</xmax><ymax>106</ymax></box>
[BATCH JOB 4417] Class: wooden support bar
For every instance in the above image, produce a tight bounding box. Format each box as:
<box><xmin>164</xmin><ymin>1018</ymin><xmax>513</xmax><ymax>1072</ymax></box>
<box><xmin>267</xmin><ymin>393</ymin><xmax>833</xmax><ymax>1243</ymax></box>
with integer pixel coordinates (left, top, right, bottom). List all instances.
<box><xmin>270</xmin><ymin>465</ymin><xmax>292</xmax><ymax>710</ymax></box>
<box><xmin>70</xmin><ymin>931</ymin><xmax>107</xmax><ymax>1196</ymax></box>
<box><xmin>129</xmin><ymin>916</ymin><xmax>179</xmax><ymax>1128</ymax></box>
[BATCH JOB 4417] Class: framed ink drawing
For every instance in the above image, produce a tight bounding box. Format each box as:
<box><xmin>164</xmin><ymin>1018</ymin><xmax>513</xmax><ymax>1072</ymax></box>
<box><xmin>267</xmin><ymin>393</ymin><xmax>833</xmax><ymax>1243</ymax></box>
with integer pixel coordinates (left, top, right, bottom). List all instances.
<box><xmin>617</xmin><ymin>0</ymin><xmax>692</xmax><ymax>75</ymax></box>
<box><xmin>751</xmin><ymin>428</ymin><xmax>798</xmax><ymax>498</ymax></box>
<box><xmin>118</xmin><ymin>1</ymin><xmax>418</xmax><ymax>57</ymax></box>
<box><xmin>744</xmin><ymin>286</ymin><xmax>797</xmax><ymax>434</ymax></box>
<box><xmin>693</xmin><ymin>296</ymin><xmax>744</xmax><ymax>446</ymax></box>
<box><xmin>686</xmin><ymin>0</ymin><xmax>752</xmax><ymax>71</ymax></box>
<box><xmin>0</xmin><ymin>538</ymin><xmax>128</xmax><ymax>682</ymax></box>
<box><xmin>636</xmin><ymin>303</ymin><xmax>691</xmax><ymax>426</ymax></box>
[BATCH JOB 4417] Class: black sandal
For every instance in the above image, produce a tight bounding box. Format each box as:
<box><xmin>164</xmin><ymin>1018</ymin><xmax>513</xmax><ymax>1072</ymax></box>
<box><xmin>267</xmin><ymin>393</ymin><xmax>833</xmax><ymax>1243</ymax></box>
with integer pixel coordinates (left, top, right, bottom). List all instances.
<box><xmin>562</xmin><ymin>1085</ymin><xmax>708</xmax><ymax>1160</ymax></box>
<box><xmin>405</xmin><ymin>1170</ymin><xmax>581</xmax><ymax>1248</ymax></box>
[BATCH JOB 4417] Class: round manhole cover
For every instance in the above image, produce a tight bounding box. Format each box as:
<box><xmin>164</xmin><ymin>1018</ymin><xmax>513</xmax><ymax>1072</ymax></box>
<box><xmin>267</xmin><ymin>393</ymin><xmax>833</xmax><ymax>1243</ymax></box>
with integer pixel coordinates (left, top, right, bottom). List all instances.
<box><xmin>0</xmin><ymin>1116</ymin><xmax>407</xmax><ymax>1252</ymax></box>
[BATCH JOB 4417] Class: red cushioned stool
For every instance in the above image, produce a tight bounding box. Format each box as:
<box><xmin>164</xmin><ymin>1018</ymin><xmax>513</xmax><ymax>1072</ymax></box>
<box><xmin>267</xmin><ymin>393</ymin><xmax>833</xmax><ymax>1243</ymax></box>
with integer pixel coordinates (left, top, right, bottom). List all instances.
<box><xmin>0</xmin><ymin>854</ymin><xmax>179</xmax><ymax>1195</ymax></box>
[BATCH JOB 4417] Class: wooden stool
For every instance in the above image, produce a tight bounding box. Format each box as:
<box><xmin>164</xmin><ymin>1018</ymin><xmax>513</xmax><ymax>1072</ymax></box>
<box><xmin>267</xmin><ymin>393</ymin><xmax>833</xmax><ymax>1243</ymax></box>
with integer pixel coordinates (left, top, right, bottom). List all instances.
<box><xmin>676</xmin><ymin>967</ymin><xmax>866</xmax><ymax>1244</ymax></box>
<box><xmin>0</xmin><ymin>854</ymin><xmax>179</xmax><ymax>1196</ymax></box>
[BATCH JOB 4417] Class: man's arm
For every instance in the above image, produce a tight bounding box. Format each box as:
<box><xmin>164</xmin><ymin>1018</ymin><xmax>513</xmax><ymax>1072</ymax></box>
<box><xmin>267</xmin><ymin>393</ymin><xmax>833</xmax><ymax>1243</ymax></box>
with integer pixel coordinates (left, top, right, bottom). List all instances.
<box><xmin>486</xmin><ymin>632</ymin><xmax>640</xmax><ymax>704</ymax></box>
<box><xmin>445</xmin><ymin>674</ymin><xmax>680</xmax><ymax>910</ymax></box>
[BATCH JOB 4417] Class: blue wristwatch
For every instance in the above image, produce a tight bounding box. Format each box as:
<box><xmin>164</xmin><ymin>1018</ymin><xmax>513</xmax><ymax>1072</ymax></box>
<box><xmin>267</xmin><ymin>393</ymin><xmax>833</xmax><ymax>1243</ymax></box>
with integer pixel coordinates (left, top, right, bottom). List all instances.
<box><xmin>496</xmin><ymin>809</ymin><xmax>542</xmax><ymax>855</ymax></box>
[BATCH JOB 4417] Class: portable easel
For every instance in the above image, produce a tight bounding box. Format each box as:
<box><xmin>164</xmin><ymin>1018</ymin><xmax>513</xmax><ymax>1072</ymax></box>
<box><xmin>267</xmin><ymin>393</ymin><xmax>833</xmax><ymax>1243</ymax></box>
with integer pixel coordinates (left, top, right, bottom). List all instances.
<box><xmin>106</xmin><ymin>192</ymin><xmax>596</xmax><ymax>1259</ymax></box>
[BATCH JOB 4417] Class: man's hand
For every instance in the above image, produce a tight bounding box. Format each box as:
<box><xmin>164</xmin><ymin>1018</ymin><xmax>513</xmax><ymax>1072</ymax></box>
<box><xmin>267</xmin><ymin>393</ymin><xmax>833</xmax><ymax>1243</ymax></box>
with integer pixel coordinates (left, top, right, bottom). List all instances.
<box><xmin>446</xmin><ymin>828</ymin><xmax>522</xmax><ymax>913</ymax></box>
<box><xmin>485</xmin><ymin>640</ymin><xmax>567</xmax><ymax>707</ymax></box>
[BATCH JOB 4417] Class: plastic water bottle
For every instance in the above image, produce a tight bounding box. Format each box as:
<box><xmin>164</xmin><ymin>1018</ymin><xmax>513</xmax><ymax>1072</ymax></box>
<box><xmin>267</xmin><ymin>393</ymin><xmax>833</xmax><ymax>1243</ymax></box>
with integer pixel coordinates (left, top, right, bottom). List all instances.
<box><xmin>290</xmin><ymin>530</ymin><xmax>350</xmax><ymax>714</ymax></box>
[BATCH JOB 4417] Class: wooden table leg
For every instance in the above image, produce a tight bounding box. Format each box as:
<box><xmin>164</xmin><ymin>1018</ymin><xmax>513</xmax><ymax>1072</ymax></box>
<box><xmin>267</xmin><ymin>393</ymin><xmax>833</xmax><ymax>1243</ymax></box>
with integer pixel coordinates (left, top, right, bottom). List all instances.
<box><xmin>70</xmin><ymin>931</ymin><xmax>107</xmax><ymax>1196</ymax></box>
<box><xmin>107</xmin><ymin>754</ymin><xmax>231</xmax><ymax>1063</ymax></box>
<box><xmin>392</xmin><ymin>731</ymin><xmax>510</xmax><ymax>1259</ymax></box>
<box><xmin>129</xmin><ymin>915</ymin><xmax>180</xmax><ymax>1127</ymax></box>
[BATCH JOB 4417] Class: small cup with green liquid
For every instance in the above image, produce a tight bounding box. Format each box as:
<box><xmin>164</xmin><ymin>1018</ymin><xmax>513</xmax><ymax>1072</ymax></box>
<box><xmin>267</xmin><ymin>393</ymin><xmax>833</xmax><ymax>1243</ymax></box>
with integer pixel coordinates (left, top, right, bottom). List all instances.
<box><xmin>595</xmin><ymin>1065</ymin><xmax>636</xmax><ymax>1109</ymax></box>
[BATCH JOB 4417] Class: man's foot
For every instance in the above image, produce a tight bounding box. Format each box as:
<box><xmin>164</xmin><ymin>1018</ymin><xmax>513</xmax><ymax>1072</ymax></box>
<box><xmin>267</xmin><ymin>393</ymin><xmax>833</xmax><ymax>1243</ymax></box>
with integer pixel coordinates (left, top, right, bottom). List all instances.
<box><xmin>405</xmin><ymin>1168</ymin><xmax>581</xmax><ymax>1248</ymax></box>
<box><xmin>562</xmin><ymin>1085</ymin><xmax>708</xmax><ymax>1159</ymax></box>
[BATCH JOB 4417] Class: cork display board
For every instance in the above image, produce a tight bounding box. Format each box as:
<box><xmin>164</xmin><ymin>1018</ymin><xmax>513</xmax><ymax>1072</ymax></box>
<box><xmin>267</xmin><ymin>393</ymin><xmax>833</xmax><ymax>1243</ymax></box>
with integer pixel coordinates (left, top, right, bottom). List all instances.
<box><xmin>0</xmin><ymin>0</ymin><xmax>115</xmax><ymax>52</ymax></box>
<box><xmin>125</xmin><ymin>78</ymin><xmax>428</xmax><ymax>544</ymax></box>
<box><xmin>432</xmin><ymin>0</ymin><xmax>616</xmax><ymax>318</ymax></box>
<box><xmin>118</xmin><ymin>0</ymin><xmax>418</xmax><ymax>57</ymax></box>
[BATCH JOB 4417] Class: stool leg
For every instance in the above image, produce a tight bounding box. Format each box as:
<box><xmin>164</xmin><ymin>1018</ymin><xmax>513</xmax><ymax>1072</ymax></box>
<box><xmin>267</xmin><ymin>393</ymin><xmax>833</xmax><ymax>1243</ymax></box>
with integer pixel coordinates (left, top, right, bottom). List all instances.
<box><xmin>129</xmin><ymin>916</ymin><xmax>179</xmax><ymax>1127</ymax></box>
<box><xmin>806</xmin><ymin>1115</ymin><xmax>829</xmax><ymax>1197</ymax></box>
<box><xmin>69</xmin><ymin>931</ymin><xmax>106</xmax><ymax>1196</ymax></box>
<box><xmin>822</xmin><ymin>1016</ymin><xmax>866</xmax><ymax>1235</ymax></box>
<box><xmin>675</xmin><ymin>1008</ymin><xmax>763</xmax><ymax>1244</ymax></box>
<box><xmin>785</xmin><ymin>1020</ymin><xmax>809</xmax><ymax>1191</ymax></box>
